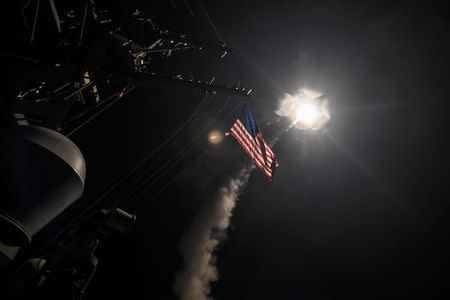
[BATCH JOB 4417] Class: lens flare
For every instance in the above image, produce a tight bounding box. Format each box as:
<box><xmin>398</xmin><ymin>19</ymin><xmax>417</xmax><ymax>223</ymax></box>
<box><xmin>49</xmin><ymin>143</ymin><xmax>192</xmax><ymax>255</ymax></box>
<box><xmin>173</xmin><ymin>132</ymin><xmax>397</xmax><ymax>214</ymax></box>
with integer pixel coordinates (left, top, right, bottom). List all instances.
<box><xmin>208</xmin><ymin>130</ymin><xmax>224</xmax><ymax>145</ymax></box>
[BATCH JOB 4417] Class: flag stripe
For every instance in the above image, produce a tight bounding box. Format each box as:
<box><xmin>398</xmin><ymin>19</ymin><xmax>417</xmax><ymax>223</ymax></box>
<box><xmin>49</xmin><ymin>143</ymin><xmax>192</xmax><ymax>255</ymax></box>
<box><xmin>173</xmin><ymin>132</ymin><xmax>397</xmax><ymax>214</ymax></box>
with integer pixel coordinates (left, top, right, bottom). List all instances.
<box><xmin>258</xmin><ymin>137</ymin><xmax>274</xmax><ymax>165</ymax></box>
<box><xmin>234</xmin><ymin>120</ymin><xmax>264</xmax><ymax>159</ymax></box>
<box><xmin>255</xmin><ymin>136</ymin><xmax>274</xmax><ymax>167</ymax></box>
<box><xmin>231</xmin><ymin>127</ymin><xmax>272</xmax><ymax>177</ymax></box>
<box><xmin>255</xmin><ymin>135</ymin><xmax>274</xmax><ymax>163</ymax></box>
<box><xmin>232</xmin><ymin>124</ymin><xmax>272</xmax><ymax>174</ymax></box>
<box><xmin>235</xmin><ymin>120</ymin><xmax>274</xmax><ymax>169</ymax></box>
<box><xmin>231</xmin><ymin>130</ymin><xmax>272</xmax><ymax>177</ymax></box>
<box><xmin>261</xmin><ymin>139</ymin><xmax>274</xmax><ymax>156</ymax></box>
<box><xmin>230</xmin><ymin>106</ymin><xmax>278</xmax><ymax>181</ymax></box>
<box><xmin>230</xmin><ymin>127</ymin><xmax>272</xmax><ymax>176</ymax></box>
<box><xmin>231</xmin><ymin>121</ymin><xmax>273</xmax><ymax>177</ymax></box>
<box><xmin>233</xmin><ymin>122</ymin><xmax>266</xmax><ymax>163</ymax></box>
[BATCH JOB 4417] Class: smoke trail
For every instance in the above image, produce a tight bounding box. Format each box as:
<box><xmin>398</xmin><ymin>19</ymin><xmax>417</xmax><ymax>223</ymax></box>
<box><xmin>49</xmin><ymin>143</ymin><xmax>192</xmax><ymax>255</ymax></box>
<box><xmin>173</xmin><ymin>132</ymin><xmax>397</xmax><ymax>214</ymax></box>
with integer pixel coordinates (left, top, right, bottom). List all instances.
<box><xmin>174</xmin><ymin>166</ymin><xmax>254</xmax><ymax>300</ymax></box>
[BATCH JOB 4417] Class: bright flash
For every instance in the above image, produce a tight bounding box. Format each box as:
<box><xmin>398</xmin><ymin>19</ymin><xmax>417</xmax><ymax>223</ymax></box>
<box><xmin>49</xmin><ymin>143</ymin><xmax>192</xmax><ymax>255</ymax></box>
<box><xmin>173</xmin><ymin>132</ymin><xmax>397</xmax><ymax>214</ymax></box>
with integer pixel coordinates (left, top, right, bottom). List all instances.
<box><xmin>276</xmin><ymin>88</ymin><xmax>330</xmax><ymax>130</ymax></box>
<box><xmin>296</xmin><ymin>103</ymin><xmax>320</xmax><ymax>125</ymax></box>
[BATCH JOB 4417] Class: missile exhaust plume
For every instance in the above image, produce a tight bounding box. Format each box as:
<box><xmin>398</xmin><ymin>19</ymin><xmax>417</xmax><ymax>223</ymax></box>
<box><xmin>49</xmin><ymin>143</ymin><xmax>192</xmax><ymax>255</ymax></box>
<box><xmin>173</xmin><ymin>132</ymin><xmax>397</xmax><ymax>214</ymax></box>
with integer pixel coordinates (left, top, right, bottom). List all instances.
<box><xmin>276</xmin><ymin>88</ymin><xmax>330</xmax><ymax>130</ymax></box>
<box><xmin>174</xmin><ymin>166</ymin><xmax>253</xmax><ymax>300</ymax></box>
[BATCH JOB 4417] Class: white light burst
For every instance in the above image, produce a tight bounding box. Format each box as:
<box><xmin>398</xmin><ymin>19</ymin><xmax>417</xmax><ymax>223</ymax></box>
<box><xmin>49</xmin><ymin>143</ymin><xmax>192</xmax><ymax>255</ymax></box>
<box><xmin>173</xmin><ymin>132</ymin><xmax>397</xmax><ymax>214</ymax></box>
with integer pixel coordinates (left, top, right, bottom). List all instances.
<box><xmin>276</xmin><ymin>88</ymin><xmax>330</xmax><ymax>130</ymax></box>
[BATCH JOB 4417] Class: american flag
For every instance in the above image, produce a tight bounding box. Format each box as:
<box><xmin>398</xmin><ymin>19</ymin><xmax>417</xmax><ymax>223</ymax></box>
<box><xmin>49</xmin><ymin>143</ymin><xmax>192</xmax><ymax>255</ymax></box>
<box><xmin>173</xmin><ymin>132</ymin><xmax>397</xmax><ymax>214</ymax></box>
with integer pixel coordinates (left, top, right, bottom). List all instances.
<box><xmin>230</xmin><ymin>105</ymin><xmax>279</xmax><ymax>181</ymax></box>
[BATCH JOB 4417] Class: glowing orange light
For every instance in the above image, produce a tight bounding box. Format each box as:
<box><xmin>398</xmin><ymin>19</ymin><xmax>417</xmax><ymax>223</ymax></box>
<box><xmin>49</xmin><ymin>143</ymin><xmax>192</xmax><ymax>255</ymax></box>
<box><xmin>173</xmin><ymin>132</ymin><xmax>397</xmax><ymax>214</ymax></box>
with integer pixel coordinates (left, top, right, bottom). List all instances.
<box><xmin>208</xmin><ymin>130</ymin><xmax>224</xmax><ymax>145</ymax></box>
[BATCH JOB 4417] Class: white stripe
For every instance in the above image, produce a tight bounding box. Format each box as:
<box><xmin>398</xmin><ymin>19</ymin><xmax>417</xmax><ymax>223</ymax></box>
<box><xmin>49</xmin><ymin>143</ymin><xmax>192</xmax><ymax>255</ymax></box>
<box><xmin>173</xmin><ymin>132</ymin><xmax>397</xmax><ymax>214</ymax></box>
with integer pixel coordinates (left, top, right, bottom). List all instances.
<box><xmin>232</xmin><ymin>124</ymin><xmax>263</xmax><ymax>162</ymax></box>
<box><xmin>232</xmin><ymin>125</ymin><xmax>269</xmax><ymax>172</ymax></box>
<box><xmin>231</xmin><ymin>128</ymin><xmax>257</xmax><ymax>162</ymax></box>
<box><xmin>238</xmin><ymin>120</ymin><xmax>275</xmax><ymax>166</ymax></box>
<box><xmin>233</xmin><ymin>121</ymin><xmax>275</xmax><ymax>176</ymax></box>
<box><xmin>255</xmin><ymin>137</ymin><xmax>274</xmax><ymax>169</ymax></box>
<box><xmin>258</xmin><ymin>135</ymin><xmax>275</xmax><ymax>158</ymax></box>
<box><xmin>231</xmin><ymin>127</ymin><xmax>271</xmax><ymax>176</ymax></box>
<box><xmin>231</xmin><ymin>120</ymin><xmax>277</xmax><ymax>178</ymax></box>
<box><xmin>254</xmin><ymin>136</ymin><xmax>265</xmax><ymax>160</ymax></box>
<box><xmin>233</xmin><ymin>121</ymin><xmax>266</xmax><ymax>163</ymax></box>
<box><xmin>254</xmin><ymin>134</ymin><xmax>274</xmax><ymax>167</ymax></box>
<box><xmin>231</xmin><ymin>126</ymin><xmax>272</xmax><ymax>177</ymax></box>
<box><xmin>263</xmin><ymin>140</ymin><xmax>274</xmax><ymax>156</ymax></box>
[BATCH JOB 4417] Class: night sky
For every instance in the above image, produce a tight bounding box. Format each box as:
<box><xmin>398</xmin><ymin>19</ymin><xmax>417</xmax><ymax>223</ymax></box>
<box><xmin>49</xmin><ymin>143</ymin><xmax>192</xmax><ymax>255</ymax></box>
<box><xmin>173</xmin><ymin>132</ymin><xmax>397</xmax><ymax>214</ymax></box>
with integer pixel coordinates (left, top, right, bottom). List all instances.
<box><xmin>4</xmin><ymin>0</ymin><xmax>450</xmax><ymax>299</ymax></box>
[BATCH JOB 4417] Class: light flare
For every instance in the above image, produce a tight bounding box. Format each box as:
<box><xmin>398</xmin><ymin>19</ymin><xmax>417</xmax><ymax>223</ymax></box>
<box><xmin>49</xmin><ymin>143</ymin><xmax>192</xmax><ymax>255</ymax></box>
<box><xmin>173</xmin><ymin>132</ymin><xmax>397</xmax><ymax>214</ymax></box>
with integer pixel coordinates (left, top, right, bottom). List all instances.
<box><xmin>208</xmin><ymin>130</ymin><xmax>224</xmax><ymax>145</ymax></box>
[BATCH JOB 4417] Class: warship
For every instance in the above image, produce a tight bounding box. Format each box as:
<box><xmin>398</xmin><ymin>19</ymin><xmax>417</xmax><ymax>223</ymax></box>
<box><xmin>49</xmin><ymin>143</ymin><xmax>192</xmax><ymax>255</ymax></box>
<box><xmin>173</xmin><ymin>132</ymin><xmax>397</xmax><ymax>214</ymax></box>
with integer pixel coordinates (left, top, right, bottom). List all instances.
<box><xmin>0</xmin><ymin>1</ymin><xmax>251</xmax><ymax>298</ymax></box>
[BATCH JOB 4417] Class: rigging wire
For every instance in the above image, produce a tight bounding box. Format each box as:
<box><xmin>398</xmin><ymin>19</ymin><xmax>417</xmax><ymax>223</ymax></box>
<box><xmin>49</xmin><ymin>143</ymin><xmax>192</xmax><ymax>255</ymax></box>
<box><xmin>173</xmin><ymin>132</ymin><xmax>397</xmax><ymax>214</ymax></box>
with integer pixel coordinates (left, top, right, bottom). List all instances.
<box><xmin>24</xmin><ymin>84</ymin><xmax>142</xmax><ymax>259</ymax></box>
<box><xmin>199</xmin><ymin>1</ymin><xmax>223</xmax><ymax>42</ymax></box>
<box><xmin>107</xmin><ymin>93</ymin><xmax>210</xmax><ymax>208</ymax></box>
<box><xmin>169</xmin><ymin>0</ymin><xmax>177</xmax><ymax>9</ymax></box>
<box><xmin>19</xmin><ymin>0</ymin><xmax>235</xmax><ymax>267</ymax></box>
<box><xmin>27</xmin><ymin>93</ymin><xmax>212</xmax><ymax>260</ymax></box>
<box><xmin>127</xmin><ymin>151</ymin><xmax>208</xmax><ymax>212</ymax></box>
<box><xmin>116</xmin><ymin>106</ymin><xmax>214</xmax><ymax>209</ymax></box>
<box><xmin>72</xmin><ymin>92</ymin><xmax>209</xmax><ymax>216</ymax></box>
<box><xmin>127</xmin><ymin>100</ymin><xmax>239</xmax><ymax>211</ymax></box>
<box><xmin>60</xmin><ymin>83</ymin><xmax>135</xmax><ymax>130</ymax></box>
<box><xmin>9</xmin><ymin>0</ymin><xmax>242</xmax><ymax>282</ymax></box>
<box><xmin>72</xmin><ymin>91</ymin><xmax>208</xmax><ymax>212</ymax></box>
<box><xmin>183</xmin><ymin>0</ymin><xmax>195</xmax><ymax>17</ymax></box>
<box><xmin>120</xmin><ymin>129</ymin><xmax>206</xmax><ymax>210</ymax></box>
<box><xmin>123</xmin><ymin>97</ymin><xmax>231</xmax><ymax>212</ymax></box>
<box><xmin>7</xmin><ymin>84</ymin><xmax>144</xmax><ymax>280</ymax></box>
<box><xmin>128</xmin><ymin>100</ymin><xmax>252</xmax><ymax>212</ymax></box>
<box><xmin>66</xmin><ymin>84</ymin><xmax>140</xmax><ymax>137</ymax></box>
<box><xmin>84</xmin><ymin>91</ymin><xmax>208</xmax><ymax>208</ymax></box>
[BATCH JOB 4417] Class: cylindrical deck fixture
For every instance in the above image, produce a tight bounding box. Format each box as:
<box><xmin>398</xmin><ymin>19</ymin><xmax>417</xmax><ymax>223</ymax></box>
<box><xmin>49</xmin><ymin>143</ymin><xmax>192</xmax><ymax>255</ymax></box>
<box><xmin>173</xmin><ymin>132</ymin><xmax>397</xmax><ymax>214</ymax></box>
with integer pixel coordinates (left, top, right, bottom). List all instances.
<box><xmin>98</xmin><ymin>208</ymin><xmax>136</xmax><ymax>233</ymax></box>
<box><xmin>1</xmin><ymin>125</ymin><xmax>86</xmax><ymax>246</ymax></box>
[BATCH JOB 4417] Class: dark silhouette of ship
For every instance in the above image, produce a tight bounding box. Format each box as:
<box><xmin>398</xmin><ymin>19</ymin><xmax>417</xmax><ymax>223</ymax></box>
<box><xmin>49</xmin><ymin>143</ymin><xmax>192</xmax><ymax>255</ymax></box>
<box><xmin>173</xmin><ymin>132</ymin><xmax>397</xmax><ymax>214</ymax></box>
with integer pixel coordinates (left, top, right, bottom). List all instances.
<box><xmin>0</xmin><ymin>1</ymin><xmax>251</xmax><ymax>298</ymax></box>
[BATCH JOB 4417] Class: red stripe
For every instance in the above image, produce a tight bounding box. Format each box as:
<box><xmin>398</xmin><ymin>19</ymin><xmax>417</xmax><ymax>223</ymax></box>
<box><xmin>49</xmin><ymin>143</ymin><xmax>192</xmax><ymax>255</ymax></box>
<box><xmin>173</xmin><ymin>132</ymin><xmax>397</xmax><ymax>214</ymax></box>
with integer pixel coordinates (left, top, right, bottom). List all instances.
<box><xmin>237</xmin><ymin>121</ymin><xmax>276</xmax><ymax>168</ymax></box>
<box><xmin>231</xmin><ymin>119</ymin><xmax>279</xmax><ymax>180</ymax></box>
<box><xmin>255</xmin><ymin>137</ymin><xmax>274</xmax><ymax>170</ymax></box>
<box><xmin>233</xmin><ymin>121</ymin><xmax>276</xmax><ymax>177</ymax></box>
<box><xmin>231</xmin><ymin>125</ymin><xmax>272</xmax><ymax>177</ymax></box>
<box><xmin>258</xmin><ymin>135</ymin><xmax>275</xmax><ymax>159</ymax></box>
<box><xmin>231</xmin><ymin>127</ymin><xmax>271</xmax><ymax>176</ymax></box>
<box><xmin>255</xmin><ymin>135</ymin><xmax>275</xmax><ymax>168</ymax></box>
<box><xmin>257</xmin><ymin>135</ymin><xmax>278</xmax><ymax>168</ymax></box>
<box><xmin>231</xmin><ymin>130</ymin><xmax>272</xmax><ymax>178</ymax></box>
<box><xmin>261</xmin><ymin>138</ymin><xmax>274</xmax><ymax>156</ymax></box>
<box><xmin>233</xmin><ymin>127</ymin><xmax>270</xmax><ymax>175</ymax></box>
<box><xmin>234</xmin><ymin>121</ymin><xmax>266</xmax><ymax>163</ymax></box>
<box><xmin>231</xmin><ymin>129</ymin><xmax>255</xmax><ymax>162</ymax></box>
<box><xmin>255</xmin><ymin>137</ymin><xmax>275</xmax><ymax>169</ymax></box>
<box><xmin>233</xmin><ymin>122</ymin><xmax>264</xmax><ymax>162</ymax></box>
<box><xmin>232</xmin><ymin>123</ymin><xmax>267</xmax><ymax>165</ymax></box>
